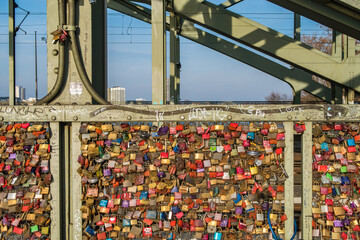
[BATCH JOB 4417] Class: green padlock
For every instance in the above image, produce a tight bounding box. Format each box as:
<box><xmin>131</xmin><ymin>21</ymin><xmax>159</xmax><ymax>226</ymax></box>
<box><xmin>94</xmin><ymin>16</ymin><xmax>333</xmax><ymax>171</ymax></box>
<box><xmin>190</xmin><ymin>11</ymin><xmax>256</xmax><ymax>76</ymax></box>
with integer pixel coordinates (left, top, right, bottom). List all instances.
<box><xmin>213</xmin><ymin>187</ymin><xmax>219</xmax><ymax>197</ymax></box>
<box><xmin>229</xmin><ymin>168</ymin><xmax>236</xmax><ymax>177</ymax></box>
<box><xmin>210</xmin><ymin>146</ymin><xmax>217</xmax><ymax>152</ymax></box>
<box><xmin>209</xmin><ymin>138</ymin><xmax>217</xmax><ymax>146</ymax></box>
<box><xmin>340</xmin><ymin>166</ymin><xmax>348</xmax><ymax>173</ymax></box>
<box><xmin>326</xmin><ymin>172</ymin><xmax>333</xmax><ymax>181</ymax></box>
<box><xmin>98</xmin><ymin>145</ymin><xmax>104</xmax><ymax>157</ymax></box>
<box><xmin>30</xmin><ymin>225</ymin><xmax>39</xmax><ymax>233</ymax></box>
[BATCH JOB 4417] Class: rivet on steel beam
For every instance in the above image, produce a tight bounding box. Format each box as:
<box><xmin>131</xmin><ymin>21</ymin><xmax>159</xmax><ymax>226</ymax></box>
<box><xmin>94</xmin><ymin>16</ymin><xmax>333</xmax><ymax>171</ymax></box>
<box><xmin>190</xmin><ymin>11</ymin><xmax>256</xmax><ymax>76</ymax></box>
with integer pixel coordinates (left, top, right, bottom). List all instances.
<box><xmin>51</xmin><ymin>116</ymin><xmax>56</xmax><ymax>121</ymax></box>
<box><xmin>306</xmin><ymin>116</ymin><xmax>311</xmax><ymax>120</ymax></box>
<box><xmin>180</xmin><ymin>115</ymin><xmax>185</xmax><ymax>120</ymax></box>
<box><xmin>52</xmin><ymin>49</ymin><xmax>58</xmax><ymax>56</ymax></box>
<box><xmin>227</xmin><ymin>115</ymin><xmax>232</xmax><ymax>120</ymax></box>
<box><xmin>287</xmin><ymin>115</ymin><xmax>292</xmax><ymax>120</ymax></box>
<box><xmin>73</xmin><ymin>116</ymin><xmax>78</xmax><ymax>121</ymax></box>
<box><xmin>127</xmin><ymin>116</ymin><xmax>132</xmax><ymax>120</ymax></box>
<box><xmin>0</xmin><ymin>116</ymin><xmax>4</xmax><ymax>121</ymax></box>
<box><xmin>54</xmin><ymin>67</ymin><xmax>59</xmax><ymax>74</ymax></box>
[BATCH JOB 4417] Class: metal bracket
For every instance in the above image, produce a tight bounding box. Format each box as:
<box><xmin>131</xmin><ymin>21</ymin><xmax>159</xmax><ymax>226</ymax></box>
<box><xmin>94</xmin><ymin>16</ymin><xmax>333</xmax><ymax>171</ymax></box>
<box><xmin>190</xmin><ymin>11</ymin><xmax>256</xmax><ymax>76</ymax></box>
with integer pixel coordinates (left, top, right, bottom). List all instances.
<box><xmin>58</xmin><ymin>25</ymin><xmax>77</xmax><ymax>31</ymax></box>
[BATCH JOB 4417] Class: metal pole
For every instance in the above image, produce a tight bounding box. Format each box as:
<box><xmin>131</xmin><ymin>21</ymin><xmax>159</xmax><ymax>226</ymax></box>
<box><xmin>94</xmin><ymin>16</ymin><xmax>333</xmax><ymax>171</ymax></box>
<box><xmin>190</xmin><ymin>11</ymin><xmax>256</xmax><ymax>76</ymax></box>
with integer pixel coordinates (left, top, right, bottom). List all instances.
<box><xmin>301</xmin><ymin>122</ymin><xmax>313</xmax><ymax>240</ymax></box>
<box><xmin>9</xmin><ymin>0</ymin><xmax>15</xmax><ymax>105</ymax></box>
<box><xmin>151</xmin><ymin>0</ymin><xmax>167</xmax><ymax>105</ymax></box>
<box><xmin>70</xmin><ymin>122</ymin><xmax>82</xmax><ymax>240</ymax></box>
<box><xmin>284</xmin><ymin>122</ymin><xmax>294</xmax><ymax>240</ymax></box>
<box><xmin>293</xmin><ymin>13</ymin><xmax>301</xmax><ymax>103</ymax></box>
<box><xmin>35</xmin><ymin>31</ymin><xmax>38</xmax><ymax>101</ymax></box>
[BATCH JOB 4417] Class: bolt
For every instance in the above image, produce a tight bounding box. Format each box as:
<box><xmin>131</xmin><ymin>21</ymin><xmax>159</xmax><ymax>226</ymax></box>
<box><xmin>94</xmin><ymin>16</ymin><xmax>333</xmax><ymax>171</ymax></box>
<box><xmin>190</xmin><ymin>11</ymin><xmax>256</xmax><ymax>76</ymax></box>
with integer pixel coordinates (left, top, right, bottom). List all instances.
<box><xmin>52</xmin><ymin>49</ymin><xmax>58</xmax><ymax>56</ymax></box>
<box><xmin>227</xmin><ymin>115</ymin><xmax>232</xmax><ymax>120</ymax></box>
<box><xmin>73</xmin><ymin>116</ymin><xmax>78</xmax><ymax>121</ymax></box>
<box><xmin>0</xmin><ymin>116</ymin><xmax>3</xmax><ymax>121</ymax></box>
<box><xmin>127</xmin><ymin>115</ymin><xmax>132</xmax><ymax>120</ymax></box>
<box><xmin>180</xmin><ymin>115</ymin><xmax>185</xmax><ymax>120</ymax></box>
<box><xmin>306</xmin><ymin>116</ymin><xmax>311</xmax><ymax>120</ymax></box>
<box><xmin>287</xmin><ymin>115</ymin><xmax>292</xmax><ymax>120</ymax></box>
<box><xmin>54</xmin><ymin>67</ymin><xmax>59</xmax><ymax>74</ymax></box>
<box><xmin>51</xmin><ymin>116</ymin><xmax>56</xmax><ymax>121</ymax></box>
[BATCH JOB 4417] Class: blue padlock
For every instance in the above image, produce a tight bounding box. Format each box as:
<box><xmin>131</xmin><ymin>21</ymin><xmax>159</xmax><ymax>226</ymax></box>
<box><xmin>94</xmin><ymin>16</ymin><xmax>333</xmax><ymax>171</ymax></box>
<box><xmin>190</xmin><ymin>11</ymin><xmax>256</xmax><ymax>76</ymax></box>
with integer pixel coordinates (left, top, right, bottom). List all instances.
<box><xmin>167</xmin><ymin>233</ymin><xmax>174</xmax><ymax>240</ymax></box>
<box><xmin>99</xmin><ymin>199</ymin><xmax>108</xmax><ymax>207</ymax></box>
<box><xmin>233</xmin><ymin>193</ymin><xmax>242</xmax><ymax>204</ymax></box>
<box><xmin>247</xmin><ymin>132</ymin><xmax>255</xmax><ymax>140</ymax></box>
<box><xmin>84</xmin><ymin>226</ymin><xmax>95</xmax><ymax>236</ymax></box>
<box><xmin>347</xmin><ymin>138</ymin><xmax>355</xmax><ymax>146</ymax></box>
<box><xmin>173</xmin><ymin>145</ymin><xmax>180</xmax><ymax>153</ymax></box>
<box><xmin>140</xmin><ymin>191</ymin><xmax>148</xmax><ymax>200</ymax></box>
<box><xmin>112</xmin><ymin>138</ymin><xmax>122</xmax><ymax>144</ymax></box>
<box><xmin>321</xmin><ymin>142</ymin><xmax>329</xmax><ymax>151</ymax></box>
<box><xmin>214</xmin><ymin>232</ymin><xmax>222</xmax><ymax>240</ymax></box>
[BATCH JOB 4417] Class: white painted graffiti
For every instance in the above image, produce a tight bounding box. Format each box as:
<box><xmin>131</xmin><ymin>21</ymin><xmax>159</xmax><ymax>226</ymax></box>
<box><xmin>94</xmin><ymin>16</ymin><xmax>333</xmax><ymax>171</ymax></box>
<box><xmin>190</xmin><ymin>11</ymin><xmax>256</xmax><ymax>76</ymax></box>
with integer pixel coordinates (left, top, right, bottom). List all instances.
<box><xmin>49</xmin><ymin>108</ymin><xmax>88</xmax><ymax>114</ymax></box>
<box><xmin>278</xmin><ymin>106</ymin><xmax>304</xmax><ymax>114</ymax></box>
<box><xmin>188</xmin><ymin>107</ymin><xmax>226</xmax><ymax>121</ymax></box>
<box><xmin>74</xmin><ymin>209</ymin><xmax>82</xmax><ymax>239</ymax></box>
<box><xmin>238</xmin><ymin>105</ymin><xmax>266</xmax><ymax>118</ymax></box>
<box><xmin>155</xmin><ymin>110</ymin><xmax>164</xmax><ymax>122</ymax></box>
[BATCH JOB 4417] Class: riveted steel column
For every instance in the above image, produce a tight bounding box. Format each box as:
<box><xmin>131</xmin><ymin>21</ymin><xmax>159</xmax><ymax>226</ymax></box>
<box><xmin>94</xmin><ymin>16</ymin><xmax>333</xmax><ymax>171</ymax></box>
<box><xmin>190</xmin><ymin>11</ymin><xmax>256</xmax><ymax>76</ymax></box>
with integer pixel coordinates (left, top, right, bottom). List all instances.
<box><xmin>9</xmin><ymin>0</ymin><xmax>15</xmax><ymax>105</ymax></box>
<box><xmin>170</xmin><ymin>12</ymin><xmax>180</xmax><ymax>104</ymax></box>
<box><xmin>50</xmin><ymin>122</ymin><xmax>62</xmax><ymax>239</ymax></box>
<box><xmin>152</xmin><ymin>0</ymin><xmax>167</xmax><ymax>105</ymax></box>
<box><xmin>47</xmin><ymin>0</ymin><xmax>107</xmax><ymax>104</ymax></box>
<box><xmin>70</xmin><ymin>122</ymin><xmax>82</xmax><ymax>240</ymax></box>
<box><xmin>301</xmin><ymin>122</ymin><xmax>312</xmax><ymax>240</ymax></box>
<box><xmin>284</xmin><ymin>122</ymin><xmax>294</xmax><ymax>239</ymax></box>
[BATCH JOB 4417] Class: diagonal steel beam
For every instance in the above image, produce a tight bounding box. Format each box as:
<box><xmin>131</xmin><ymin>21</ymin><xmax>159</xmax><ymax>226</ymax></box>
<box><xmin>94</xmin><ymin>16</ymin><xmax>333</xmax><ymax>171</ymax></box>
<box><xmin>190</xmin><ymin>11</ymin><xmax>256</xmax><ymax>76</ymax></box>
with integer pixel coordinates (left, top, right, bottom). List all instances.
<box><xmin>171</xmin><ymin>0</ymin><xmax>360</xmax><ymax>93</ymax></box>
<box><xmin>219</xmin><ymin>0</ymin><xmax>243</xmax><ymax>8</ymax></box>
<box><xmin>267</xmin><ymin>0</ymin><xmax>360</xmax><ymax>40</ymax></box>
<box><xmin>107</xmin><ymin>0</ymin><xmax>331</xmax><ymax>102</ymax></box>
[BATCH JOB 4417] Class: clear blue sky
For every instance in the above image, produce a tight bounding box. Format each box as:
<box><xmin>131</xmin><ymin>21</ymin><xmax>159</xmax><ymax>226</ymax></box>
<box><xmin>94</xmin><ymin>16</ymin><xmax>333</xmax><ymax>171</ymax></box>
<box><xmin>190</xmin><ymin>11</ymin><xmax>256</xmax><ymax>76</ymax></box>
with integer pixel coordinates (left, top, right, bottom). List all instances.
<box><xmin>0</xmin><ymin>0</ymin><xmax>326</xmax><ymax>101</ymax></box>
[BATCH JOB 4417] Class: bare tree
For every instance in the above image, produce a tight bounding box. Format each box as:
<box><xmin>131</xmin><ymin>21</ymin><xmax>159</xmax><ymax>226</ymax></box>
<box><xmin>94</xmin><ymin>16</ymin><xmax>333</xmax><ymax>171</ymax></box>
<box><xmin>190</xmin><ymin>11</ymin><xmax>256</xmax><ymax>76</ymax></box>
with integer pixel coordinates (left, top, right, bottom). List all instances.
<box><xmin>265</xmin><ymin>91</ymin><xmax>291</xmax><ymax>102</ymax></box>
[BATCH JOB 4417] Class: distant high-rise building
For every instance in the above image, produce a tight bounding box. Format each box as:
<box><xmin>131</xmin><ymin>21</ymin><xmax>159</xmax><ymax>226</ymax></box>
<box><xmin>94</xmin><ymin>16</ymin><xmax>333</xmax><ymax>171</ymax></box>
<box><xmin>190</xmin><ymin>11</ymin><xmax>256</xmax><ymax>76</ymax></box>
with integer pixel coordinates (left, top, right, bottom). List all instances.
<box><xmin>15</xmin><ymin>86</ymin><xmax>25</xmax><ymax>101</ymax></box>
<box><xmin>107</xmin><ymin>87</ymin><xmax>125</xmax><ymax>105</ymax></box>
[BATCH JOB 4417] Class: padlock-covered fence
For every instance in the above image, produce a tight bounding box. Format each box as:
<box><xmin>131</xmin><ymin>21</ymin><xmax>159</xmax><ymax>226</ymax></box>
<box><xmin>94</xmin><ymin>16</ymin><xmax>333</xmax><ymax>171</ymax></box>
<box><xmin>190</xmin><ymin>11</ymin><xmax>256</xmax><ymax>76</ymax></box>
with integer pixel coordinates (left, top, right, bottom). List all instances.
<box><xmin>78</xmin><ymin>122</ymin><xmax>288</xmax><ymax>239</ymax></box>
<box><xmin>0</xmin><ymin>104</ymin><xmax>359</xmax><ymax>240</ymax></box>
<box><xmin>0</xmin><ymin>123</ymin><xmax>53</xmax><ymax>239</ymax></box>
<box><xmin>312</xmin><ymin>123</ymin><xmax>360</xmax><ymax>240</ymax></box>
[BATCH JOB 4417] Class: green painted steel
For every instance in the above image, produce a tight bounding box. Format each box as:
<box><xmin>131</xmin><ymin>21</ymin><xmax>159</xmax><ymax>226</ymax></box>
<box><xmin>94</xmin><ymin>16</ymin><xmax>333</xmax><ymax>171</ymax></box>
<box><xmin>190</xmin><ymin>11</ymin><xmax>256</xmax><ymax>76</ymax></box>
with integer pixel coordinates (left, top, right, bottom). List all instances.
<box><xmin>108</xmin><ymin>0</ymin><xmax>332</xmax><ymax>102</ymax></box>
<box><xmin>219</xmin><ymin>0</ymin><xmax>243</xmax><ymax>8</ymax></box>
<box><xmin>267</xmin><ymin>0</ymin><xmax>360</xmax><ymax>40</ymax></box>
<box><xmin>172</xmin><ymin>0</ymin><xmax>360</xmax><ymax>93</ymax></box>
<box><xmin>151</xmin><ymin>0</ymin><xmax>167</xmax><ymax>105</ymax></box>
<box><xmin>169</xmin><ymin>12</ymin><xmax>180</xmax><ymax>104</ymax></box>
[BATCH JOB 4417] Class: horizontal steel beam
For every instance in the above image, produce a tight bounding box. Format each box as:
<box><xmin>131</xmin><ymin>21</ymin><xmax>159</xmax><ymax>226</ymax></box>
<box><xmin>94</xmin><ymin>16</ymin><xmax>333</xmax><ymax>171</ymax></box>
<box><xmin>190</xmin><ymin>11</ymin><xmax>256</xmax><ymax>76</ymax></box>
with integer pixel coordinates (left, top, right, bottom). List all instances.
<box><xmin>267</xmin><ymin>0</ymin><xmax>360</xmax><ymax>40</ymax></box>
<box><xmin>0</xmin><ymin>104</ymin><xmax>359</xmax><ymax>122</ymax></box>
<box><xmin>172</xmin><ymin>0</ymin><xmax>360</xmax><ymax>93</ymax></box>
